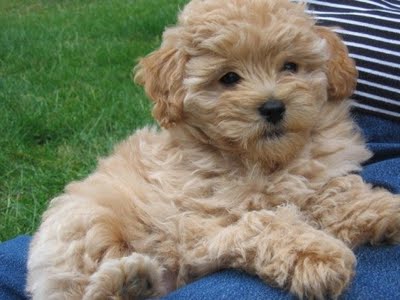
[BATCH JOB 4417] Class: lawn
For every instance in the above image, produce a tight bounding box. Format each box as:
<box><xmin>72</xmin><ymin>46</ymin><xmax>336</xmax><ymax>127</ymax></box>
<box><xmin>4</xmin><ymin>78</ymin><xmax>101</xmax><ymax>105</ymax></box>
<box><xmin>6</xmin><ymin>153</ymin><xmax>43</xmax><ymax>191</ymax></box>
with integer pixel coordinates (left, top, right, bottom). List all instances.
<box><xmin>0</xmin><ymin>0</ymin><xmax>189</xmax><ymax>242</ymax></box>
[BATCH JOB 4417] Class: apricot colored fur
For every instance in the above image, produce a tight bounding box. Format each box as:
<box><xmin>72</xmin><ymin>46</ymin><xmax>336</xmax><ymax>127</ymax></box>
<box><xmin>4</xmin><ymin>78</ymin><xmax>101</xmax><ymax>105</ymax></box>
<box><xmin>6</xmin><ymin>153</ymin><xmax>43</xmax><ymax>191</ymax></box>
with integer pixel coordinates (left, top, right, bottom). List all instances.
<box><xmin>27</xmin><ymin>0</ymin><xmax>400</xmax><ymax>299</ymax></box>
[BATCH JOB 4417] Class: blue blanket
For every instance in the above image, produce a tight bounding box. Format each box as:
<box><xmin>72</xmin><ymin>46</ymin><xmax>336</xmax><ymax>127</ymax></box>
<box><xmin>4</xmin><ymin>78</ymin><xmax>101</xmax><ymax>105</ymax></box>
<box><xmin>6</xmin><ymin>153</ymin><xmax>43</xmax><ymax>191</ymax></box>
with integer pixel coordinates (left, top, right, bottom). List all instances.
<box><xmin>1</xmin><ymin>238</ymin><xmax>399</xmax><ymax>299</ymax></box>
<box><xmin>0</xmin><ymin>235</ymin><xmax>30</xmax><ymax>300</ymax></box>
<box><xmin>1</xmin><ymin>112</ymin><xmax>399</xmax><ymax>300</ymax></box>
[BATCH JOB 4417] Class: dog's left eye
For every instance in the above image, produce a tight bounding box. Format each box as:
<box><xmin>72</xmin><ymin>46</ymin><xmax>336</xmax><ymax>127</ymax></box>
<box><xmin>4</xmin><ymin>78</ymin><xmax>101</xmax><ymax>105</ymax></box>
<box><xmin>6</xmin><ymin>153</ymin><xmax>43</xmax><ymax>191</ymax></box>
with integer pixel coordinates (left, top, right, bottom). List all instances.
<box><xmin>282</xmin><ymin>62</ymin><xmax>298</xmax><ymax>73</ymax></box>
<box><xmin>219</xmin><ymin>72</ymin><xmax>241</xmax><ymax>86</ymax></box>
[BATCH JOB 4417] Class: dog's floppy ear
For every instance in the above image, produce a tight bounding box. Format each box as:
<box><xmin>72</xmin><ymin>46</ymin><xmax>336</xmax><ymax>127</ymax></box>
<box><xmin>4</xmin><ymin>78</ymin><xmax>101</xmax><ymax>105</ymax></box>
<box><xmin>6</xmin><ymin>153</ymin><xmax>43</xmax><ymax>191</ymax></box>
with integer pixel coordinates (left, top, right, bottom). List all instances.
<box><xmin>134</xmin><ymin>31</ymin><xmax>188</xmax><ymax>128</ymax></box>
<box><xmin>315</xmin><ymin>27</ymin><xmax>358</xmax><ymax>101</ymax></box>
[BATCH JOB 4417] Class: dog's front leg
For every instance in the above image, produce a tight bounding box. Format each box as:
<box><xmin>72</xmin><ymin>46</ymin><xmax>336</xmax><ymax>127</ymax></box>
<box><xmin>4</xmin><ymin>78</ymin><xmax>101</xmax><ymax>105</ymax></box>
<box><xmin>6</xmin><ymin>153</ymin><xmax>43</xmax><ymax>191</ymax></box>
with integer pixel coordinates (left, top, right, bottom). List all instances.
<box><xmin>309</xmin><ymin>174</ymin><xmax>400</xmax><ymax>248</ymax></box>
<box><xmin>179</xmin><ymin>205</ymin><xmax>355</xmax><ymax>300</ymax></box>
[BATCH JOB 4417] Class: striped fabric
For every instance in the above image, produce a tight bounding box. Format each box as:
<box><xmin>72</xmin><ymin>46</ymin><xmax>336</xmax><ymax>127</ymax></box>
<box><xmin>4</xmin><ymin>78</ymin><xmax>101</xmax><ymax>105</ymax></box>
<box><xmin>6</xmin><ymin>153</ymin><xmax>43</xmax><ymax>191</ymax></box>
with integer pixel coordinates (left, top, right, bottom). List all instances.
<box><xmin>292</xmin><ymin>0</ymin><xmax>400</xmax><ymax>120</ymax></box>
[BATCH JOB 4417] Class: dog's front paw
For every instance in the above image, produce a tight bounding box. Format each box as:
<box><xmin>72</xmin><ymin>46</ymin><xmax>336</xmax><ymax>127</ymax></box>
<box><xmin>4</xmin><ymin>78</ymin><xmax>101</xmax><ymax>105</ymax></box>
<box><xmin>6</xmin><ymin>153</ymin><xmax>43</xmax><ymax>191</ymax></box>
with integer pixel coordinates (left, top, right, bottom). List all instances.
<box><xmin>83</xmin><ymin>253</ymin><xmax>164</xmax><ymax>300</ymax></box>
<box><xmin>289</xmin><ymin>241</ymin><xmax>355</xmax><ymax>300</ymax></box>
<box><xmin>367</xmin><ymin>194</ymin><xmax>400</xmax><ymax>245</ymax></box>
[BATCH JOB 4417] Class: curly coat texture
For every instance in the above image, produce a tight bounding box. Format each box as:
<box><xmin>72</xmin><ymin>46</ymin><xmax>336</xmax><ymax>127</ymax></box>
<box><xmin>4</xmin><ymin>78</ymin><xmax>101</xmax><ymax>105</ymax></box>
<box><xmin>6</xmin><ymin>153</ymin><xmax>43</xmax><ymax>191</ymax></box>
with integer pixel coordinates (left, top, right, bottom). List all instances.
<box><xmin>27</xmin><ymin>0</ymin><xmax>400</xmax><ymax>299</ymax></box>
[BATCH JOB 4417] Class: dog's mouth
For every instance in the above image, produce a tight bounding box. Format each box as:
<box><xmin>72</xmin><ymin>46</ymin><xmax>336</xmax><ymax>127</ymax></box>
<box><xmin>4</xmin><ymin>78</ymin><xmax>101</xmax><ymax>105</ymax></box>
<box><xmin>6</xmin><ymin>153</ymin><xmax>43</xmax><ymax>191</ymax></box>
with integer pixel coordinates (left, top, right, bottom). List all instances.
<box><xmin>263</xmin><ymin>128</ymin><xmax>284</xmax><ymax>140</ymax></box>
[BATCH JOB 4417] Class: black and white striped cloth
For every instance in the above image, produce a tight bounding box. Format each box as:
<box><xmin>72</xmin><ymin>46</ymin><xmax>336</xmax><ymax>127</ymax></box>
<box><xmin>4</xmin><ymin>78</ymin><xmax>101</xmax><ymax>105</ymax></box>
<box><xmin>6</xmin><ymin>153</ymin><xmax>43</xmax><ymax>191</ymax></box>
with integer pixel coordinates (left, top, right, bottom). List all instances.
<box><xmin>292</xmin><ymin>0</ymin><xmax>400</xmax><ymax>120</ymax></box>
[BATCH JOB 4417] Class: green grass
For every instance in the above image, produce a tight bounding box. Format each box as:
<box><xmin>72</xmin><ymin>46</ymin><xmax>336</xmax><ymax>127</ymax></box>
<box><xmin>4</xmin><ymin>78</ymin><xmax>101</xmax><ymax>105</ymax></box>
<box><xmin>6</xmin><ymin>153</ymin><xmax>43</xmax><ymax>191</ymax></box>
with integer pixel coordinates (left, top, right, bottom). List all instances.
<box><xmin>0</xmin><ymin>0</ymin><xmax>189</xmax><ymax>242</ymax></box>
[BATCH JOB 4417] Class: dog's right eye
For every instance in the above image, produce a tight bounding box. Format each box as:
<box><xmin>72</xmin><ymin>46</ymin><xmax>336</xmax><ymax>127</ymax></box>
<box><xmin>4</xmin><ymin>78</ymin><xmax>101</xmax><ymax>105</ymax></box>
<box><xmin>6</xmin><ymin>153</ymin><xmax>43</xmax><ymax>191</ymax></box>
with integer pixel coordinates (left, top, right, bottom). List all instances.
<box><xmin>219</xmin><ymin>72</ymin><xmax>241</xmax><ymax>86</ymax></box>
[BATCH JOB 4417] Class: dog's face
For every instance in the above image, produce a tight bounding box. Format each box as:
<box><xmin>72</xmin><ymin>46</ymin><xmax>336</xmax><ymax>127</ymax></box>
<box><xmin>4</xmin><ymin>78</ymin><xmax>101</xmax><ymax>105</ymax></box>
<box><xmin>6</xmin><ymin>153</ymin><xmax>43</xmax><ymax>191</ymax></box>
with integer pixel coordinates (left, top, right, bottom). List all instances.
<box><xmin>135</xmin><ymin>0</ymin><xmax>357</xmax><ymax>168</ymax></box>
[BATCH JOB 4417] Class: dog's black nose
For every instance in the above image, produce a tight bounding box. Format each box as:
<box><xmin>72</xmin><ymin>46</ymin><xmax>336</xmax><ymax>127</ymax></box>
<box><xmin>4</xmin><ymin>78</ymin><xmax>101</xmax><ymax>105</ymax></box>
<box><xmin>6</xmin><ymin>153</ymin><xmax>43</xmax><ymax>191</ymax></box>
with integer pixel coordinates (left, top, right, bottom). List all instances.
<box><xmin>258</xmin><ymin>99</ymin><xmax>286</xmax><ymax>124</ymax></box>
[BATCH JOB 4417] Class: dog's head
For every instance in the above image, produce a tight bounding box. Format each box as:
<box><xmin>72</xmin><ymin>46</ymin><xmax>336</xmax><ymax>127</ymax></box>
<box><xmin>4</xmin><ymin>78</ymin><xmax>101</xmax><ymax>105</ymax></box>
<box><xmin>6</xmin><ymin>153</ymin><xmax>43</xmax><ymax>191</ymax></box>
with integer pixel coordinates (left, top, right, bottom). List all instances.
<box><xmin>135</xmin><ymin>0</ymin><xmax>357</xmax><ymax>168</ymax></box>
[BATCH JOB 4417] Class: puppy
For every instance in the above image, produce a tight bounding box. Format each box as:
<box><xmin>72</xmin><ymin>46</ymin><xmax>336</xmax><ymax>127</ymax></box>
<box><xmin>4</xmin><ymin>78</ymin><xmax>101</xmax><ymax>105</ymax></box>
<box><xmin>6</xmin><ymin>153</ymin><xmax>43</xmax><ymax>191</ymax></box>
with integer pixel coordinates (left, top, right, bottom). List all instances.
<box><xmin>27</xmin><ymin>0</ymin><xmax>400</xmax><ymax>299</ymax></box>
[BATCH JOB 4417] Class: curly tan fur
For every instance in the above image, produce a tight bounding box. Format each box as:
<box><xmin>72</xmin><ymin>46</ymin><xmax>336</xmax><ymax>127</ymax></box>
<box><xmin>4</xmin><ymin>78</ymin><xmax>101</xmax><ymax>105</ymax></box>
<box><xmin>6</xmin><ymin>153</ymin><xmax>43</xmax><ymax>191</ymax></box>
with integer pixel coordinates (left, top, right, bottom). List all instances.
<box><xmin>27</xmin><ymin>0</ymin><xmax>400</xmax><ymax>299</ymax></box>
